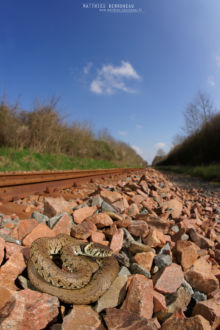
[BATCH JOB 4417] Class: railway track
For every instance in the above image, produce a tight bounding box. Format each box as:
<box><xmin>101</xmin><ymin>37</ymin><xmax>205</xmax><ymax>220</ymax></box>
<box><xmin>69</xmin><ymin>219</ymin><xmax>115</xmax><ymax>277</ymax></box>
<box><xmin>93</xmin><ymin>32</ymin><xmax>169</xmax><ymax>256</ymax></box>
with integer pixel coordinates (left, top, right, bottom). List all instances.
<box><xmin>0</xmin><ymin>168</ymin><xmax>146</xmax><ymax>202</ymax></box>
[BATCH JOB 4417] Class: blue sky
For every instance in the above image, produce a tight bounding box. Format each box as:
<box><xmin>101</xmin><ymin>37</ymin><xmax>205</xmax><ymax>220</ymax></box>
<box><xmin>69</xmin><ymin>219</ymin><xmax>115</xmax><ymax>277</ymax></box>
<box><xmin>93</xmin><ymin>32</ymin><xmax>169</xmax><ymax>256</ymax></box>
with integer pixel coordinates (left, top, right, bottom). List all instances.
<box><xmin>1</xmin><ymin>0</ymin><xmax>220</xmax><ymax>163</ymax></box>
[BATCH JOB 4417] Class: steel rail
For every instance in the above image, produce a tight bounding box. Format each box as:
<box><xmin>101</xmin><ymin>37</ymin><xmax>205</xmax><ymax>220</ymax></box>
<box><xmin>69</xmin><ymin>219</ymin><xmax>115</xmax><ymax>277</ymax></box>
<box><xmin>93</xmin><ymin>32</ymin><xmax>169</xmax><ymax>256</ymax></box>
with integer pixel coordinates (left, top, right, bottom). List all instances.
<box><xmin>0</xmin><ymin>168</ymin><xmax>146</xmax><ymax>202</ymax></box>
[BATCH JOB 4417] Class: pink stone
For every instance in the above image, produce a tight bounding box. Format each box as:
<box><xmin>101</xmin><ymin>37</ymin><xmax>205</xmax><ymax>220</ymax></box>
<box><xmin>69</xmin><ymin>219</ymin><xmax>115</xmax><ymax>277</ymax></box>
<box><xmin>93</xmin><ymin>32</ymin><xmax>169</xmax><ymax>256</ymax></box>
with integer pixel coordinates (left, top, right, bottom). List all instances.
<box><xmin>0</xmin><ymin>287</ymin><xmax>16</xmax><ymax>320</ymax></box>
<box><xmin>100</xmin><ymin>189</ymin><xmax>122</xmax><ymax>203</ymax></box>
<box><xmin>128</xmin><ymin>203</ymin><xmax>140</xmax><ymax>217</ymax></box>
<box><xmin>11</xmin><ymin>219</ymin><xmax>38</xmax><ymax>241</ymax></box>
<box><xmin>22</xmin><ymin>222</ymin><xmax>55</xmax><ymax>246</ymax></box>
<box><xmin>128</xmin><ymin>221</ymin><xmax>149</xmax><ymax>238</ymax></box>
<box><xmin>193</xmin><ymin>297</ymin><xmax>220</xmax><ymax>329</ymax></box>
<box><xmin>104</xmin><ymin>308</ymin><xmax>158</xmax><ymax>330</ymax></box>
<box><xmin>121</xmin><ymin>274</ymin><xmax>154</xmax><ymax>319</ymax></box>
<box><xmin>90</xmin><ymin>231</ymin><xmax>106</xmax><ymax>244</ymax></box>
<box><xmin>176</xmin><ymin>240</ymin><xmax>199</xmax><ymax>271</ymax></box>
<box><xmin>52</xmin><ymin>213</ymin><xmax>72</xmax><ymax>235</ymax></box>
<box><xmin>1</xmin><ymin>289</ymin><xmax>59</xmax><ymax>330</ymax></box>
<box><xmin>133</xmin><ymin>251</ymin><xmax>155</xmax><ymax>271</ymax></box>
<box><xmin>62</xmin><ymin>305</ymin><xmax>104</xmax><ymax>330</ymax></box>
<box><xmin>0</xmin><ymin>252</ymin><xmax>26</xmax><ymax>290</ymax></box>
<box><xmin>143</xmin><ymin>229</ymin><xmax>167</xmax><ymax>248</ymax></box>
<box><xmin>71</xmin><ymin>219</ymin><xmax>97</xmax><ymax>240</ymax></box>
<box><xmin>89</xmin><ymin>213</ymin><xmax>113</xmax><ymax>228</ymax></box>
<box><xmin>153</xmin><ymin>290</ymin><xmax>167</xmax><ymax>313</ymax></box>
<box><xmin>73</xmin><ymin>206</ymin><xmax>97</xmax><ymax>224</ymax></box>
<box><xmin>5</xmin><ymin>242</ymin><xmax>30</xmax><ymax>261</ymax></box>
<box><xmin>131</xmin><ymin>194</ymin><xmax>145</xmax><ymax>205</ymax></box>
<box><xmin>161</xmin><ymin>314</ymin><xmax>211</xmax><ymax>330</ymax></box>
<box><xmin>162</xmin><ymin>198</ymin><xmax>183</xmax><ymax>219</ymax></box>
<box><xmin>110</xmin><ymin>228</ymin><xmax>124</xmax><ymax>254</ymax></box>
<box><xmin>154</xmin><ymin>263</ymin><xmax>184</xmax><ymax>294</ymax></box>
<box><xmin>112</xmin><ymin>197</ymin><xmax>129</xmax><ymax>213</ymax></box>
<box><xmin>44</xmin><ymin>196</ymin><xmax>76</xmax><ymax>217</ymax></box>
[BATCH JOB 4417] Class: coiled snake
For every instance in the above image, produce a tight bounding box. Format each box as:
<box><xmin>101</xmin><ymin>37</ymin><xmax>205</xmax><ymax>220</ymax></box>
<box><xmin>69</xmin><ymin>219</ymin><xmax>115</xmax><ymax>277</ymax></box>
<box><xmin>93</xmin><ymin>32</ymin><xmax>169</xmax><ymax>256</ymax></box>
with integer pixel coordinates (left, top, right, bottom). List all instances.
<box><xmin>27</xmin><ymin>234</ymin><xmax>119</xmax><ymax>304</ymax></box>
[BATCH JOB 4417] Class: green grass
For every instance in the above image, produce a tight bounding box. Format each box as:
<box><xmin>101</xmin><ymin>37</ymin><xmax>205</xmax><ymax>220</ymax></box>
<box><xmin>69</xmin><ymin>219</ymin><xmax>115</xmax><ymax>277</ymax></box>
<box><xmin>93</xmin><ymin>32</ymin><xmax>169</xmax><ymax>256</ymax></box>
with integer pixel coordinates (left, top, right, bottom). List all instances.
<box><xmin>155</xmin><ymin>164</ymin><xmax>220</xmax><ymax>182</ymax></box>
<box><xmin>0</xmin><ymin>147</ymin><xmax>121</xmax><ymax>172</ymax></box>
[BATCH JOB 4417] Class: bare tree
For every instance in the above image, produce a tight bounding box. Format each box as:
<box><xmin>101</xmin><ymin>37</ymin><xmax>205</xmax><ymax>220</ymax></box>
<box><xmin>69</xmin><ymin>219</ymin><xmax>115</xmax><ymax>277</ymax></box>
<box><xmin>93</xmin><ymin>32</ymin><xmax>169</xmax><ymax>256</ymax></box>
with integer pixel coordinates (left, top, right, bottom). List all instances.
<box><xmin>182</xmin><ymin>91</ymin><xmax>215</xmax><ymax>136</ymax></box>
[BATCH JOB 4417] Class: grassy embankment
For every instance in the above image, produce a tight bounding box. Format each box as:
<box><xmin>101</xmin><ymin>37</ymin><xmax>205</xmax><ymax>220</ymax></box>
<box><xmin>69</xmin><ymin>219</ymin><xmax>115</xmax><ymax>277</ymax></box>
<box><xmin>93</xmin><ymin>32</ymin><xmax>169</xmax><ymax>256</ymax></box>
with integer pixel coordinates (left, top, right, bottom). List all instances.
<box><xmin>155</xmin><ymin>164</ymin><xmax>220</xmax><ymax>182</ymax></box>
<box><xmin>0</xmin><ymin>148</ymin><xmax>121</xmax><ymax>172</ymax></box>
<box><xmin>0</xmin><ymin>98</ymin><xmax>147</xmax><ymax>171</ymax></box>
<box><xmin>155</xmin><ymin>112</ymin><xmax>220</xmax><ymax>182</ymax></box>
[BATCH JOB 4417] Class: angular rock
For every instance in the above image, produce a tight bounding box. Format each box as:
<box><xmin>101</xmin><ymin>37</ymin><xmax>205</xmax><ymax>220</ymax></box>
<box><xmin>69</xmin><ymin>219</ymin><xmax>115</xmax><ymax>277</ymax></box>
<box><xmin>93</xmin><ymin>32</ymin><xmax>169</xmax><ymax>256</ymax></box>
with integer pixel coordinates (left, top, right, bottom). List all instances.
<box><xmin>11</xmin><ymin>219</ymin><xmax>38</xmax><ymax>241</ymax></box>
<box><xmin>100</xmin><ymin>189</ymin><xmax>122</xmax><ymax>204</ymax></box>
<box><xmin>31</xmin><ymin>211</ymin><xmax>49</xmax><ymax>223</ymax></box>
<box><xmin>0</xmin><ymin>287</ymin><xmax>16</xmax><ymax>321</ymax></box>
<box><xmin>62</xmin><ymin>305</ymin><xmax>104</xmax><ymax>330</ymax></box>
<box><xmin>73</xmin><ymin>206</ymin><xmax>97</xmax><ymax>224</ymax></box>
<box><xmin>0</xmin><ymin>251</ymin><xmax>26</xmax><ymax>290</ymax></box>
<box><xmin>89</xmin><ymin>213</ymin><xmax>113</xmax><ymax>228</ymax></box>
<box><xmin>185</xmin><ymin>257</ymin><xmax>219</xmax><ymax>294</ymax></box>
<box><xmin>22</xmin><ymin>222</ymin><xmax>55</xmax><ymax>246</ymax></box>
<box><xmin>128</xmin><ymin>241</ymin><xmax>154</xmax><ymax>254</ymax></box>
<box><xmin>188</xmin><ymin>228</ymin><xmax>214</xmax><ymax>249</ymax></box>
<box><xmin>130</xmin><ymin>263</ymin><xmax>151</xmax><ymax>278</ymax></box>
<box><xmin>154</xmin><ymin>263</ymin><xmax>184</xmax><ymax>294</ymax></box>
<box><xmin>162</xmin><ymin>198</ymin><xmax>183</xmax><ymax>219</ymax></box>
<box><xmin>110</xmin><ymin>228</ymin><xmax>124</xmax><ymax>254</ymax></box>
<box><xmin>161</xmin><ymin>314</ymin><xmax>211</xmax><ymax>330</ymax></box>
<box><xmin>128</xmin><ymin>203</ymin><xmax>140</xmax><ymax>217</ymax></box>
<box><xmin>156</xmin><ymin>286</ymin><xmax>191</xmax><ymax>322</ymax></box>
<box><xmin>95</xmin><ymin>275</ymin><xmax>128</xmax><ymax>313</ymax></box>
<box><xmin>193</xmin><ymin>297</ymin><xmax>220</xmax><ymax>329</ymax></box>
<box><xmin>44</xmin><ymin>196</ymin><xmax>75</xmax><ymax>217</ymax></box>
<box><xmin>153</xmin><ymin>290</ymin><xmax>167</xmax><ymax>313</ymax></box>
<box><xmin>128</xmin><ymin>220</ymin><xmax>149</xmax><ymax>238</ymax></box>
<box><xmin>52</xmin><ymin>213</ymin><xmax>72</xmax><ymax>235</ymax></box>
<box><xmin>143</xmin><ymin>229</ymin><xmax>167</xmax><ymax>248</ymax></box>
<box><xmin>1</xmin><ymin>289</ymin><xmax>59</xmax><ymax>329</ymax></box>
<box><xmin>133</xmin><ymin>251</ymin><xmax>155</xmax><ymax>272</ymax></box>
<box><xmin>175</xmin><ymin>240</ymin><xmax>199</xmax><ymax>271</ymax></box>
<box><xmin>104</xmin><ymin>308</ymin><xmax>158</xmax><ymax>330</ymax></box>
<box><xmin>112</xmin><ymin>197</ymin><xmax>129</xmax><ymax>213</ymax></box>
<box><xmin>121</xmin><ymin>274</ymin><xmax>154</xmax><ymax>319</ymax></box>
<box><xmin>71</xmin><ymin>219</ymin><xmax>96</xmax><ymax>240</ymax></box>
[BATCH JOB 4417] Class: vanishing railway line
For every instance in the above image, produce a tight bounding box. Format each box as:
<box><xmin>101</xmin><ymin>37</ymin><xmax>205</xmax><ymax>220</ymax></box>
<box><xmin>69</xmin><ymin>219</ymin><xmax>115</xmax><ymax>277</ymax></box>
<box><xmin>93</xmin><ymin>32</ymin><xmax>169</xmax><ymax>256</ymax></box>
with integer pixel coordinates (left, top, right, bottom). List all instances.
<box><xmin>0</xmin><ymin>168</ymin><xmax>146</xmax><ymax>202</ymax></box>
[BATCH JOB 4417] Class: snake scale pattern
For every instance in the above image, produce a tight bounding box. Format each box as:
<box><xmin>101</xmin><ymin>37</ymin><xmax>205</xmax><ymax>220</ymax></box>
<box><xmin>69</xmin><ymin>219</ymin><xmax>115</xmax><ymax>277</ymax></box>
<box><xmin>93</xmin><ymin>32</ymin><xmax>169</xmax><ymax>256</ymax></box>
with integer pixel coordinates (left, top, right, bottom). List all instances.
<box><xmin>27</xmin><ymin>234</ymin><xmax>119</xmax><ymax>304</ymax></box>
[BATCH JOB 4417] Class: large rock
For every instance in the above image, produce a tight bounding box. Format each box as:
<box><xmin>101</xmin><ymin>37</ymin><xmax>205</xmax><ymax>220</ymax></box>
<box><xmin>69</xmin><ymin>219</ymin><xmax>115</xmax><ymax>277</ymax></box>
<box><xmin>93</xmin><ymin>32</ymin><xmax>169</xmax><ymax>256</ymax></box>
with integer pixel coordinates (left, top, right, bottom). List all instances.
<box><xmin>11</xmin><ymin>219</ymin><xmax>38</xmax><ymax>241</ymax></box>
<box><xmin>143</xmin><ymin>229</ymin><xmax>167</xmax><ymax>248</ymax></box>
<box><xmin>162</xmin><ymin>198</ymin><xmax>183</xmax><ymax>219</ymax></box>
<box><xmin>128</xmin><ymin>221</ymin><xmax>149</xmax><ymax>238</ymax></box>
<box><xmin>0</xmin><ymin>287</ymin><xmax>16</xmax><ymax>321</ymax></box>
<box><xmin>121</xmin><ymin>274</ymin><xmax>154</xmax><ymax>319</ymax></box>
<box><xmin>161</xmin><ymin>314</ymin><xmax>211</xmax><ymax>330</ymax></box>
<box><xmin>0</xmin><ymin>251</ymin><xmax>26</xmax><ymax>290</ymax></box>
<box><xmin>73</xmin><ymin>206</ymin><xmax>97</xmax><ymax>224</ymax></box>
<box><xmin>104</xmin><ymin>308</ymin><xmax>158</xmax><ymax>330</ymax></box>
<box><xmin>89</xmin><ymin>213</ymin><xmax>113</xmax><ymax>228</ymax></box>
<box><xmin>22</xmin><ymin>222</ymin><xmax>55</xmax><ymax>246</ymax></box>
<box><xmin>154</xmin><ymin>263</ymin><xmax>184</xmax><ymax>294</ymax></box>
<box><xmin>52</xmin><ymin>213</ymin><xmax>72</xmax><ymax>235</ymax></box>
<box><xmin>193</xmin><ymin>297</ymin><xmax>220</xmax><ymax>329</ymax></box>
<box><xmin>175</xmin><ymin>240</ymin><xmax>199</xmax><ymax>271</ymax></box>
<box><xmin>185</xmin><ymin>257</ymin><xmax>219</xmax><ymax>294</ymax></box>
<box><xmin>44</xmin><ymin>196</ymin><xmax>76</xmax><ymax>217</ymax></box>
<box><xmin>110</xmin><ymin>228</ymin><xmax>124</xmax><ymax>254</ymax></box>
<box><xmin>95</xmin><ymin>275</ymin><xmax>128</xmax><ymax>313</ymax></box>
<box><xmin>133</xmin><ymin>251</ymin><xmax>155</xmax><ymax>272</ymax></box>
<box><xmin>62</xmin><ymin>305</ymin><xmax>104</xmax><ymax>330</ymax></box>
<box><xmin>100</xmin><ymin>189</ymin><xmax>122</xmax><ymax>204</ymax></box>
<box><xmin>0</xmin><ymin>289</ymin><xmax>59</xmax><ymax>330</ymax></box>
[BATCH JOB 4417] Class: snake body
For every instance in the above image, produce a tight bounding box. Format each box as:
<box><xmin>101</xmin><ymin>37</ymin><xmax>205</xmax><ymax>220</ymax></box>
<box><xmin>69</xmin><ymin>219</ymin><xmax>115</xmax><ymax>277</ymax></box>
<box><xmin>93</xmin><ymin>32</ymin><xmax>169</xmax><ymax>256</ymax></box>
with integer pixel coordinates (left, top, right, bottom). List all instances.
<box><xmin>27</xmin><ymin>234</ymin><xmax>119</xmax><ymax>304</ymax></box>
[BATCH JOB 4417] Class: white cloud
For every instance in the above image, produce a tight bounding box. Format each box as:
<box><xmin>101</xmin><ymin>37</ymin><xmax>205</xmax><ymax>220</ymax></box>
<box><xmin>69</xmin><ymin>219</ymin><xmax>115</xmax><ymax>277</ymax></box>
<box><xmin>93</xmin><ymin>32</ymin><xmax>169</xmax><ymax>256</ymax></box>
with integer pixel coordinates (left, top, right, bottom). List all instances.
<box><xmin>132</xmin><ymin>145</ymin><xmax>143</xmax><ymax>155</ymax></box>
<box><xmin>208</xmin><ymin>75</ymin><xmax>216</xmax><ymax>86</ymax></box>
<box><xmin>90</xmin><ymin>61</ymin><xmax>141</xmax><ymax>95</ymax></box>
<box><xmin>216</xmin><ymin>55</ymin><xmax>220</xmax><ymax>67</ymax></box>
<box><xmin>118</xmin><ymin>130</ymin><xmax>128</xmax><ymax>136</ymax></box>
<box><xmin>155</xmin><ymin>142</ymin><xmax>166</xmax><ymax>149</ymax></box>
<box><xmin>83</xmin><ymin>62</ymin><xmax>93</xmax><ymax>74</ymax></box>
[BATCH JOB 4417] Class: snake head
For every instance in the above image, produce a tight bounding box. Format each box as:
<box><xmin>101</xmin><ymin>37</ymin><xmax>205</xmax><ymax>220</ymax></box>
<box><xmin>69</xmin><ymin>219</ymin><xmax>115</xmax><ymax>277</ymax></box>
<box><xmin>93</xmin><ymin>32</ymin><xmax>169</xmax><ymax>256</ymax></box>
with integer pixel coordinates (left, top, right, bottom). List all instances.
<box><xmin>84</xmin><ymin>242</ymin><xmax>113</xmax><ymax>258</ymax></box>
